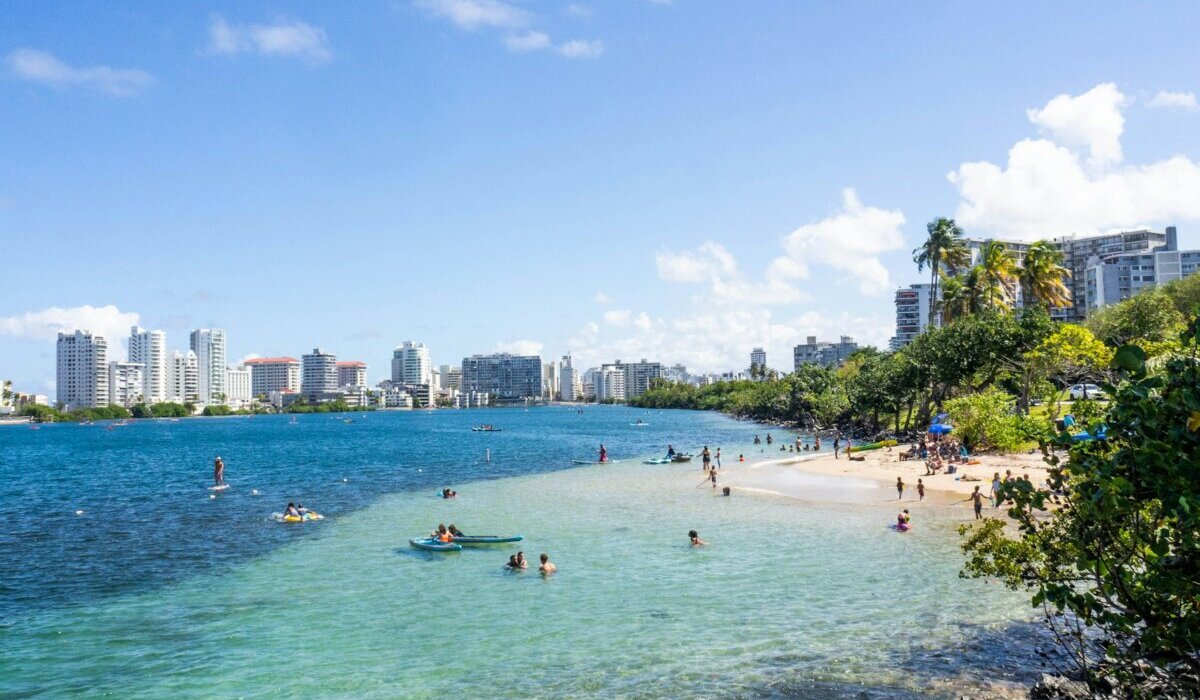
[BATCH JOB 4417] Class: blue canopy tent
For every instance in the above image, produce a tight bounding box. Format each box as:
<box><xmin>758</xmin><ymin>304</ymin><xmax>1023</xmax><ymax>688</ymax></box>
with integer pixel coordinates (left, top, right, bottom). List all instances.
<box><xmin>928</xmin><ymin>423</ymin><xmax>953</xmax><ymax>435</ymax></box>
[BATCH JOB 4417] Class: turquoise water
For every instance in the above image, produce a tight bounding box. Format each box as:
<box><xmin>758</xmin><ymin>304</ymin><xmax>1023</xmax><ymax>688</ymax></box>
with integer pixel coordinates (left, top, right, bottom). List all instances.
<box><xmin>0</xmin><ymin>407</ymin><xmax>1047</xmax><ymax>698</ymax></box>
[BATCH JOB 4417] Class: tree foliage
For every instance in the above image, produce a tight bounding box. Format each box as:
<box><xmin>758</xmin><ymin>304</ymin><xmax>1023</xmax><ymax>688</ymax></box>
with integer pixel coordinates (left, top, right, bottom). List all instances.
<box><xmin>959</xmin><ymin>318</ymin><xmax>1200</xmax><ymax>695</ymax></box>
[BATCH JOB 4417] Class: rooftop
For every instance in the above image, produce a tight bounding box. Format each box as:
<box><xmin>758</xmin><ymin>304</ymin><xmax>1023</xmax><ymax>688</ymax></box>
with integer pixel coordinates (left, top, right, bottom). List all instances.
<box><xmin>243</xmin><ymin>357</ymin><xmax>299</xmax><ymax>365</ymax></box>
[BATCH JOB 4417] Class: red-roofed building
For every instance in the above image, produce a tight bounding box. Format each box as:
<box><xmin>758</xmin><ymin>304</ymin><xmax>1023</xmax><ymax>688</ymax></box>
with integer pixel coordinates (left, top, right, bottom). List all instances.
<box><xmin>244</xmin><ymin>357</ymin><xmax>300</xmax><ymax>396</ymax></box>
<box><xmin>337</xmin><ymin>361</ymin><xmax>367</xmax><ymax>389</ymax></box>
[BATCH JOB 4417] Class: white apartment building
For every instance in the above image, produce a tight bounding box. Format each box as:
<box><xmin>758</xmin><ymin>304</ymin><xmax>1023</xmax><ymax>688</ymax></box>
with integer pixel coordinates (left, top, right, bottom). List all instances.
<box><xmin>190</xmin><ymin>328</ymin><xmax>227</xmax><ymax>405</ymax></box>
<box><xmin>168</xmin><ymin>350</ymin><xmax>199</xmax><ymax>404</ymax></box>
<box><xmin>56</xmin><ymin>331</ymin><xmax>109</xmax><ymax>410</ymax></box>
<box><xmin>108</xmin><ymin>361</ymin><xmax>145</xmax><ymax>408</ymax></box>
<box><xmin>750</xmin><ymin>347</ymin><xmax>767</xmax><ymax>374</ymax></box>
<box><xmin>225</xmin><ymin>365</ymin><xmax>251</xmax><ymax>408</ymax></box>
<box><xmin>559</xmin><ymin>354</ymin><xmax>579</xmax><ymax>402</ymax></box>
<box><xmin>594</xmin><ymin>365</ymin><xmax>626</xmax><ymax>401</ymax></box>
<box><xmin>337</xmin><ymin>361</ymin><xmax>367</xmax><ymax>389</ymax></box>
<box><xmin>302</xmin><ymin>348</ymin><xmax>339</xmax><ymax>399</ymax></box>
<box><xmin>541</xmin><ymin>360</ymin><xmax>559</xmax><ymax>401</ymax></box>
<box><xmin>890</xmin><ymin>283</ymin><xmax>933</xmax><ymax>350</ymax></box>
<box><xmin>244</xmin><ymin>357</ymin><xmax>300</xmax><ymax>396</ymax></box>
<box><xmin>128</xmin><ymin>326</ymin><xmax>167</xmax><ymax>403</ymax></box>
<box><xmin>392</xmin><ymin>341</ymin><xmax>433</xmax><ymax>386</ymax></box>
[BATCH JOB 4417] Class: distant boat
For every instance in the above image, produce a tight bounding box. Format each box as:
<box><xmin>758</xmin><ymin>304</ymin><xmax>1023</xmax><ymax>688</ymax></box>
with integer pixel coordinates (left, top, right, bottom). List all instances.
<box><xmin>472</xmin><ymin>425</ymin><xmax>502</xmax><ymax>432</ymax></box>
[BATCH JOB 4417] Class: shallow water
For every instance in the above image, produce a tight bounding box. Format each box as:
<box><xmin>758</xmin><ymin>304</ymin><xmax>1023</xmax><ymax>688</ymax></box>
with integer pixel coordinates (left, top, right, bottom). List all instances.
<box><xmin>0</xmin><ymin>407</ymin><xmax>1049</xmax><ymax>698</ymax></box>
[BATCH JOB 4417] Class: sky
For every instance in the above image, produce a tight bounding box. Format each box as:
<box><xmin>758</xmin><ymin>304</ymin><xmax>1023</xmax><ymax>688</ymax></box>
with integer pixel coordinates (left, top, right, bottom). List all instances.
<box><xmin>2</xmin><ymin>1</ymin><xmax>1200</xmax><ymax>393</ymax></box>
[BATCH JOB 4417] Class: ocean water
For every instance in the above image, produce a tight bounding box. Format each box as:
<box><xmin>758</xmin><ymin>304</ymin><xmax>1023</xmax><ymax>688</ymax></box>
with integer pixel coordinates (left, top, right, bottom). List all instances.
<box><xmin>0</xmin><ymin>407</ymin><xmax>1049</xmax><ymax>698</ymax></box>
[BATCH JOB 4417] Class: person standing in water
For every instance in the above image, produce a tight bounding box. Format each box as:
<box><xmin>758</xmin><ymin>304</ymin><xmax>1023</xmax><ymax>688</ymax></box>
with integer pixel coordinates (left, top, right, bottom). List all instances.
<box><xmin>701</xmin><ymin>445</ymin><xmax>711</xmax><ymax>472</ymax></box>
<box><xmin>969</xmin><ymin>486</ymin><xmax>984</xmax><ymax>519</ymax></box>
<box><xmin>213</xmin><ymin>456</ymin><xmax>225</xmax><ymax>486</ymax></box>
<box><xmin>715</xmin><ymin>447</ymin><xmax>722</xmax><ymax>469</ymax></box>
<box><xmin>538</xmin><ymin>553</ymin><xmax>556</xmax><ymax>575</ymax></box>
<box><xmin>917</xmin><ymin>478</ymin><xmax>925</xmax><ymax>501</ymax></box>
<box><xmin>896</xmin><ymin>477</ymin><xmax>905</xmax><ymax>501</ymax></box>
<box><xmin>598</xmin><ymin>444</ymin><xmax>608</xmax><ymax>463</ymax></box>
<box><xmin>833</xmin><ymin>435</ymin><xmax>841</xmax><ymax>459</ymax></box>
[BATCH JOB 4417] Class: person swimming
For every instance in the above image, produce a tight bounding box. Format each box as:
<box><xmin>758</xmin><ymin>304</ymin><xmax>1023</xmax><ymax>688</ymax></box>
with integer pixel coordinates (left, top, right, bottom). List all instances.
<box><xmin>504</xmin><ymin>555</ymin><xmax>521</xmax><ymax>570</ymax></box>
<box><xmin>514</xmin><ymin>551</ymin><xmax>528</xmax><ymax>569</ymax></box>
<box><xmin>688</xmin><ymin>530</ymin><xmax>707</xmax><ymax>546</ymax></box>
<box><xmin>538</xmin><ymin>553</ymin><xmax>556</xmax><ymax>575</ymax></box>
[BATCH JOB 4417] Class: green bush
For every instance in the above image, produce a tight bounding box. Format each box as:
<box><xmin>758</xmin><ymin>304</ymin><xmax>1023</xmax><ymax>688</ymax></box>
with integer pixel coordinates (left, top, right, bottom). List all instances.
<box><xmin>944</xmin><ymin>388</ymin><xmax>1031</xmax><ymax>453</ymax></box>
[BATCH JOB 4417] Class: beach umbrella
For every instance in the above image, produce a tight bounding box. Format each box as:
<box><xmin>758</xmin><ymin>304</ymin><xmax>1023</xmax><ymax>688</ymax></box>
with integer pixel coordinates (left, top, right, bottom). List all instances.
<box><xmin>928</xmin><ymin>424</ymin><xmax>953</xmax><ymax>435</ymax></box>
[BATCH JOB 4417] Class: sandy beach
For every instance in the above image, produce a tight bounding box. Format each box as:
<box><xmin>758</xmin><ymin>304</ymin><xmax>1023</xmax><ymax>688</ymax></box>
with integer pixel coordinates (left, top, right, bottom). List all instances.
<box><xmin>709</xmin><ymin>444</ymin><xmax>1053</xmax><ymax>515</ymax></box>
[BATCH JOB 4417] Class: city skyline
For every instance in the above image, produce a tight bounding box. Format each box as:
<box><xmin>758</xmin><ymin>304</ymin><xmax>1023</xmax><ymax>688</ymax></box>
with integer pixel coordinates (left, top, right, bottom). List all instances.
<box><xmin>3</xmin><ymin>2</ymin><xmax>1200</xmax><ymax>392</ymax></box>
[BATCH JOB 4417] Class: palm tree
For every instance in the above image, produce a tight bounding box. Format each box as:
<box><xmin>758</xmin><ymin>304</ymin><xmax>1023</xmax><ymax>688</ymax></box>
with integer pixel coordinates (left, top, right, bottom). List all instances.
<box><xmin>913</xmin><ymin>218</ymin><xmax>968</xmax><ymax>328</ymax></box>
<box><xmin>939</xmin><ymin>267</ymin><xmax>984</xmax><ymax>323</ymax></box>
<box><xmin>1019</xmin><ymin>240</ymin><xmax>1072</xmax><ymax>308</ymax></box>
<box><xmin>977</xmin><ymin>241</ymin><xmax>1019</xmax><ymax>311</ymax></box>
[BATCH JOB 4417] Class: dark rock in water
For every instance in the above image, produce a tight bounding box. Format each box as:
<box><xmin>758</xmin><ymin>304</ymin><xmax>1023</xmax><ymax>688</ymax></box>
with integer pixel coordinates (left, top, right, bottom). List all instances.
<box><xmin>1028</xmin><ymin>674</ymin><xmax>1088</xmax><ymax>699</ymax></box>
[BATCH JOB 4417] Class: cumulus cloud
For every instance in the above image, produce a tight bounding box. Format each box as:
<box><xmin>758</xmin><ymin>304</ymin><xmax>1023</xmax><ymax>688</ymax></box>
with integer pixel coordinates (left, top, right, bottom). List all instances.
<box><xmin>415</xmin><ymin>0</ymin><xmax>527</xmax><ymax>30</ymax></box>
<box><xmin>6</xmin><ymin>49</ymin><xmax>153</xmax><ymax>96</ymax></box>
<box><xmin>778</xmin><ymin>188</ymin><xmax>906</xmax><ymax>296</ymax></box>
<box><xmin>1147</xmin><ymin>90</ymin><xmax>1198</xmax><ymax>111</ymax></box>
<box><xmin>1026</xmin><ymin>82</ymin><xmax>1126</xmax><ymax>166</ymax></box>
<box><xmin>494</xmin><ymin>339</ymin><xmax>544</xmax><ymax>356</ymax></box>
<box><xmin>0</xmin><ymin>305</ymin><xmax>140</xmax><ymax>359</ymax></box>
<box><xmin>207</xmin><ymin>16</ymin><xmax>331</xmax><ymax>62</ymax></box>
<box><xmin>504</xmin><ymin>31</ymin><xmax>551</xmax><ymax>52</ymax></box>
<box><xmin>656</xmin><ymin>241</ymin><xmax>807</xmax><ymax>305</ymax></box>
<box><xmin>558</xmin><ymin>39</ymin><xmax>604</xmax><ymax>58</ymax></box>
<box><xmin>950</xmin><ymin>83</ymin><xmax>1200</xmax><ymax>240</ymax></box>
<box><xmin>603</xmin><ymin>309</ymin><xmax>632</xmax><ymax>327</ymax></box>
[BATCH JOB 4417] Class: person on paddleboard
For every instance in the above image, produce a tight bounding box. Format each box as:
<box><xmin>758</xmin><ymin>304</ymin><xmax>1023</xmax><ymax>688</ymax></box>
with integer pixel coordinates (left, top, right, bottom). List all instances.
<box><xmin>213</xmin><ymin>456</ymin><xmax>225</xmax><ymax>486</ymax></box>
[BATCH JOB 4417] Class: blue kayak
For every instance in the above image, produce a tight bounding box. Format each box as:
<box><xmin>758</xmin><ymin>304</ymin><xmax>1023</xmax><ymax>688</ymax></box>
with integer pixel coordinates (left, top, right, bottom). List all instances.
<box><xmin>409</xmin><ymin>538</ymin><xmax>463</xmax><ymax>552</ymax></box>
<box><xmin>451</xmin><ymin>534</ymin><xmax>524</xmax><ymax>545</ymax></box>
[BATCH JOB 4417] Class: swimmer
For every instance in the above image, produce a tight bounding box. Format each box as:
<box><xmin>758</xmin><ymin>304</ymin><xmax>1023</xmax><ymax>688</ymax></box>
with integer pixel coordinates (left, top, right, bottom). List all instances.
<box><xmin>504</xmin><ymin>555</ymin><xmax>521</xmax><ymax>570</ymax></box>
<box><xmin>738</xmin><ymin>454</ymin><xmax>744</xmax><ymax>462</ymax></box>
<box><xmin>689</xmin><ymin>530</ymin><xmax>708</xmax><ymax>546</ymax></box>
<box><xmin>515</xmin><ymin>551</ymin><xmax>528</xmax><ymax>570</ymax></box>
<box><xmin>538</xmin><ymin>553</ymin><xmax>557</xmax><ymax>575</ymax></box>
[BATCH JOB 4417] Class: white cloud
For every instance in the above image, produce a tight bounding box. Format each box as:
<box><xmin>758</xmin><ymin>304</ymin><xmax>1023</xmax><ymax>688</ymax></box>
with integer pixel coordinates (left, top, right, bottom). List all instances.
<box><xmin>504</xmin><ymin>31</ymin><xmax>551</xmax><ymax>52</ymax></box>
<box><xmin>1026</xmin><ymin>82</ymin><xmax>1126</xmax><ymax>167</ymax></box>
<box><xmin>603</xmin><ymin>309</ymin><xmax>632</xmax><ymax>327</ymax></box>
<box><xmin>594</xmin><ymin>292</ymin><xmax>611</xmax><ymax>304</ymax></box>
<box><xmin>778</xmin><ymin>188</ymin><xmax>906</xmax><ymax>296</ymax></box>
<box><xmin>0</xmin><ymin>305</ymin><xmax>140</xmax><ymax>360</ymax></box>
<box><xmin>6</xmin><ymin>49</ymin><xmax>153</xmax><ymax>96</ymax></box>
<box><xmin>950</xmin><ymin>83</ymin><xmax>1200</xmax><ymax>240</ymax></box>
<box><xmin>1147</xmin><ymin>90</ymin><xmax>1198</xmax><ymax>111</ymax></box>
<box><xmin>207</xmin><ymin>16</ymin><xmax>331</xmax><ymax>62</ymax></box>
<box><xmin>494</xmin><ymin>339</ymin><xmax>544</xmax><ymax>356</ymax></box>
<box><xmin>656</xmin><ymin>241</ymin><xmax>807</xmax><ymax>305</ymax></box>
<box><xmin>558</xmin><ymin>39</ymin><xmax>604</xmax><ymax>59</ymax></box>
<box><xmin>656</xmin><ymin>241</ymin><xmax>738</xmax><ymax>283</ymax></box>
<box><xmin>565</xmin><ymin>4</ymin><xmax>593</xmax><ymax>18</ymax></box>
<box><xmin>415</xmin><ymin>0</ymin><xmax>527</xmax><ymax>30</ymax></box>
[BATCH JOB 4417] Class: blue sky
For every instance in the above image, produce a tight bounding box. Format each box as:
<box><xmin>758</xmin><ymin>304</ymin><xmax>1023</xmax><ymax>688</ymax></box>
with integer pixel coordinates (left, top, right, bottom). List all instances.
<box><xmin>3</xmin><ymin>1</ymin><xmax>1200</xmax><ymax>391</ymax></box>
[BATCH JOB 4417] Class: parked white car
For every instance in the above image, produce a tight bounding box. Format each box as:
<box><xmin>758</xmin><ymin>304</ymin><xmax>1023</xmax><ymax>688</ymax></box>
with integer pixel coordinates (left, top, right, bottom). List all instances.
<box><xmin>1068</xmin><ymin>383</ymin><xmax>1106</xmax><ymax>400</ymax></box>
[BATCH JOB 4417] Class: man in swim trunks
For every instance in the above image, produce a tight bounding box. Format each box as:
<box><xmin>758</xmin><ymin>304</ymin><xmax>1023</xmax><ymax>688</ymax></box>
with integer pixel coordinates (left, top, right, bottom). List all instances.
<box><xmin>896</xmin><ymin>477</ymin><xmax>904</xmax><ymax>500</ymax></box>
<box><xmin>917</xmin><ymin>479</ymin><xmax>925</xmax><ymax>501</ymax></box>
<box><xmin>539</xmin><ymin>553</ymin><xmax>556</xmax><ymax>575</ymax></box>
<box><xmin>213</xmin><ymin>456</ymin><xmax>225</xmax><ymax>486</ymax></box>
<box><xmin>970</xmin><ymin>486</ymin><xmax>984</xmax><ymax>519</ymax></box>
<box><xmin>515</xmin><ymin>551</ymin><xmax>528</xmax><ymax>569</ymax></box>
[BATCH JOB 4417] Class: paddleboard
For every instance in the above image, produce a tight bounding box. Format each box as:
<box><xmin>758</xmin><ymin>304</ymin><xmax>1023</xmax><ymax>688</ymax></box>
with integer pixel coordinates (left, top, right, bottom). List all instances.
<box><xmin>209</xmin><ymin>484</ymin><xmax>230</xmax><ymax>491</ymax></box>
<box><xmin>572</xmin><ymin>459</ymin><xmax>619</xmax><ymax>465</ymax></box>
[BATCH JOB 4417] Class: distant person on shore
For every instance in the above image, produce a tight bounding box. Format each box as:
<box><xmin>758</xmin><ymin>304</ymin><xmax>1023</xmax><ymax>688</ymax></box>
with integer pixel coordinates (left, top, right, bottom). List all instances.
<box><xmin>710</xmin><ymin>469</ymin><xmax>718</xmax><ymax>488</ymax></box>
<box><xmin>794</xmin><ymin>436</ymin><xmax>801</xmax><ymax>451</ymax></box>
<box><xmin>813</xmin><ymin>436</ymin><xmax>820</xmax><ymax>451</ymax></box>
<box><xmin>766</xmin><ymin>433</ymin><xmax>773</xmax><ymax>445</ymax></box>
<box><xmin>539</xmin><ymin>553</ymin><xmax>557</xmax><ymax>575</ymax></box>
<box><xmin>667</xmin><ymin>444</ymin><xmax>676</xmax><ymax>459</ymax></box>
<box><xmin>598</xmin><ymin>444</ymin><xmax>608</xmax><ymax>463</ymax></box>
<box><xmin>738</xmin><ymin>454</ymin><xmax>744</xmax><ymax>462</ymax></box>
<box><xmin>896</xmin><ymin>477</ymin><xmax>905</xmax><ymax>500</ymax></box>
<box><xmin>701</xmin><ymin>446</ymin><xmax>711</xmax><ymax>472</ymax></box>
<box><xmin>917</xmin><ymin>479</ymin><xmax>925</xmax><ymax>501</ymax></box>
<box><xmin>689</xmin><ymin>529</ymin><xmax>707</xmax><ymax>546</ymax></box>
<box><xmin>991</xmin><ymin>472</ymin><xmax>1002</xmax><ymax>508</ymax></box>
<box><xmin>833</xmin><ymin>435</ymin><xmax>841</xmax><ymax>459</ymax></box>
<box><xmin>213</xmin><ymin>456</ymin><xmax>225</xmax><ymax>486</ymax></box>
<box><xmin>715</xmin><ymin>448</ymin><xmax>722</xmax><ymax>469</ymax></box>
<box><xmin>753</xmin><ymin>435</ymin><xmax>761</xmax><ymax>445</ymax></box>
<box><xmin>969</xmin><ymin>486</ymin><xmax>984</xmax><ymax>519</ymax></box>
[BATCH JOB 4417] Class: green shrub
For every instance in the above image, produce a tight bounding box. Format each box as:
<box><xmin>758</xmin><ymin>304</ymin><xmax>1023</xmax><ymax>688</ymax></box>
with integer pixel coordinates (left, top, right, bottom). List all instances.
<box><xmin>944</xmin><ymin>388</ymin><xmax>1030</xmax><ymax>453</ymax></box>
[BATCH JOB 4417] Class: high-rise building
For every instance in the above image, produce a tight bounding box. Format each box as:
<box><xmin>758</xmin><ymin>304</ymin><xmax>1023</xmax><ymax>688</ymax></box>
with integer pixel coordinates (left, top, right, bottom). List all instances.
<box><xmin>559</xmin><ymin>354</ymin><xmax>579</xmax><ymax>402</ymax></box>
<box><xmin>1051</xmin><ymin>228</ymin><xmax>1170</xmax><ymax>321</ymax></box>
<box><xmin>611</xmin><ymin>360</ymin><xmax>663</xmax><ymax>399</ymax></box>
<box><xmin>594</xmin><ymin>364</ymin><xmax>626</xmax><ymax>401</ymax></box>
<box><xmin>56</xmin><ymin>331</ymin><xmax>108</xmax><ymax>409</ymax></box>
<box><xmin>337</xmin><ymin>361</ymin><xmax>367</xmax><ymax>388</ymax></box>
<box><xmin>190</xmin><ymin>328</ymin><xmax>227</xmax><ymax>405</ymax></box>
<box><xmin>459</xmin><ymin>353</ymin><xmax>543</xmax><ymax>401</ymax></box>
<box><xmin>167</xmin><ymin>350</ymin><xmax>199</xmax><ymax>404</ymax></box>
<box><xmin>107</xmin><ymin>361</ymin><xmax>144</xmax><ymax>408</ymax></box>
<box><xmin>244</xmin><ymin>357</ymin><xmax>300</xmax><ymax>396</ymax></box>
<box><xmin>1085</xmin><ymin>226</ymin><xmax>1200</xmax><ymax>312</ymax></box>
<box><xmin>392</xmin><ymin>342</ymin><xmax>432</xmax><ymax>386</ymax></box>
<box><xmin>749</xmin><ymin>347</ymin><xmax>767</xmax><ymax>375</ymax></box>
<box><xmin>541</xmin><ymin>360</ymin><xmax>559</xmax><ymax>400</ymax></box>
<box><xmin>128</xmin><ymin>327</ymin><xmax>167</xmax><ymax>404</ymax></box>
<box><xmin>225</xmin><ymin>365</ymin><xmax>251</xmax><ymax>408</ymax></box>
<box><xmin>302</xmin><ymin>348</ymin><xmax>338</xmax><ymax>399</ymax></box>
<box><xmin>794</xmin><ymin>336</ymin><xmax>858</xmax><ymax>369</ymax></box>
<box><xmin>890</xmin><ymin>283</ymin><xmax>933</xmax><ymax>350</ymax></box>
